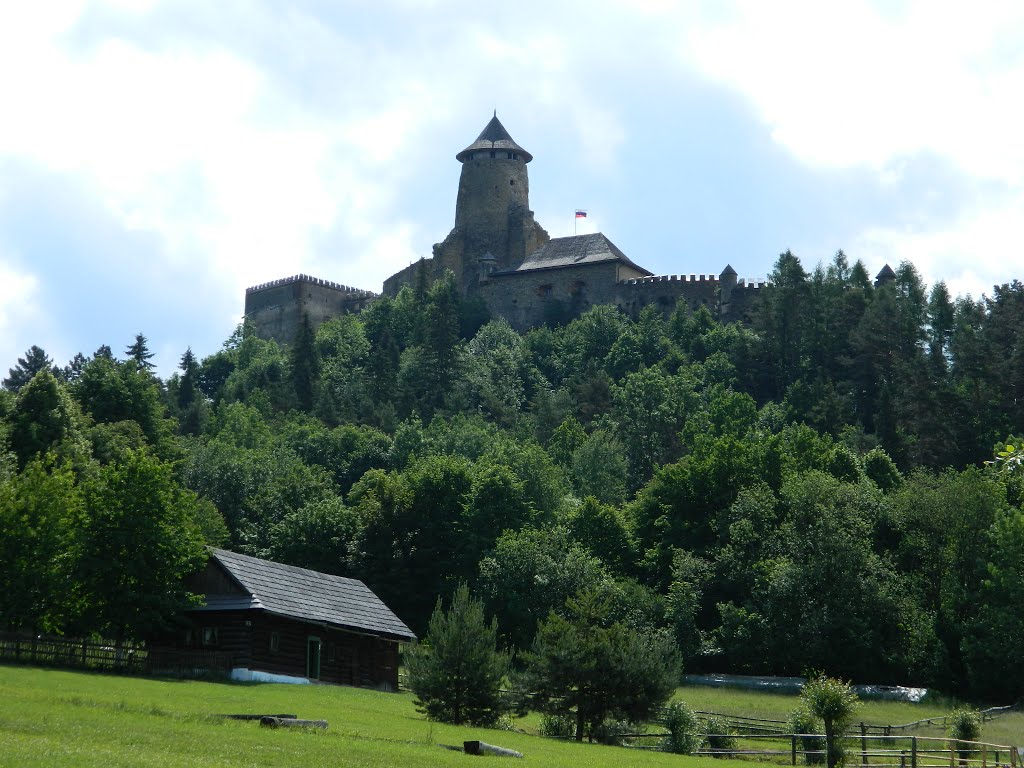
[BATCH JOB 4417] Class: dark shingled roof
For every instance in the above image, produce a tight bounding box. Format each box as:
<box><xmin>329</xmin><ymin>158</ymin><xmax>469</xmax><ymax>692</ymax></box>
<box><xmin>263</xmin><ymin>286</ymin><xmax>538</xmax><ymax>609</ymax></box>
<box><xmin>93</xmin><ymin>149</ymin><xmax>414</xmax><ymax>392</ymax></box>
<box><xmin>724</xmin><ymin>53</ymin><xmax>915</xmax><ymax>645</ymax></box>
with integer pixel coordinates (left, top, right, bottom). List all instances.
<box><xmin>876</xmin><ymin>264</ymin><xmax>897</xmax><ymax>281</ymax></box>
<box><xmin>456</xmin><ymin>114</ymin><xmax>533</xmax><ymax>163</ymax></box>
<box><xmin>198</xmin><ymin>549</ymin><xmax>415</xmax><ymax>642</ymax></box>
<box><xmin>494</xmin><ymin>233</ymin><xmax>652</xmax><ymax>276</ymax></box>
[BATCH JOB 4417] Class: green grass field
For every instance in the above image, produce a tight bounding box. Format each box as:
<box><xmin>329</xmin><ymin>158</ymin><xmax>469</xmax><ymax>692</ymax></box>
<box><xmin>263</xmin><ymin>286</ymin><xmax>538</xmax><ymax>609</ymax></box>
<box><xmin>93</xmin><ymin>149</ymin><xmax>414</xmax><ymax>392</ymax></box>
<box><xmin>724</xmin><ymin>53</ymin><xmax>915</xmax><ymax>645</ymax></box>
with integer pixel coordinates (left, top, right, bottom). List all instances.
<box><xmin>1</xmin><ymin>665</ymin><xmax>1020</xmax><ymax>768</ymax></box>
<box><xmin>0</xmin><ymin>665</ymin><xmax>743</xmax><ymax>768</ymax></box>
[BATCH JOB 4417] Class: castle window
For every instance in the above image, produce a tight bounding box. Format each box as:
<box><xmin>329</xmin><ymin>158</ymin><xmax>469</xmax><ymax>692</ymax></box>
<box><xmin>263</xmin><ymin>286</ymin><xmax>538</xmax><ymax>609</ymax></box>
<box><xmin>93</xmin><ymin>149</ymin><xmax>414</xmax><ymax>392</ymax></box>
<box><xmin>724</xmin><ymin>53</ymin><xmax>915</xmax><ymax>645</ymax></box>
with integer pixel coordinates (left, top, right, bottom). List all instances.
<box><xmin>507</xmin><ymin>151</ymin><xmax>513</xmax><ymax>159</ymax></box>
<box><xmin>536</xmin><ymin>284</ymin><xmax>553</xmax><ymax>298</ymax></box>
<box><xmin>509</xmin><ymin>179</ymin><xmax>515</xmax><ymax>186</ymax></box>
<box><xmin>490</xmin><ymin>150</ymin><xmax>496</xmax><ymax>158</ymax></box>
<box><xmin>513</xmin><ymin>153</ymin><xmax>518</xmax><ymax>160</ymax></box>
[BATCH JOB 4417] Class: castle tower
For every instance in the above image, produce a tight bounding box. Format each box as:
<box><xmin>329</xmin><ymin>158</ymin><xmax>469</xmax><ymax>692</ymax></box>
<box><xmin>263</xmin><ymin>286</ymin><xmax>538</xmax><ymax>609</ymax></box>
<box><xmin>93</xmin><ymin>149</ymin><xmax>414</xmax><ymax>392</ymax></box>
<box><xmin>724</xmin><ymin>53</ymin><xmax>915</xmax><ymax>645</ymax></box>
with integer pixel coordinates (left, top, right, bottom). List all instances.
<box><xmin>429</xmin><ymin>114</ymin><xmax>549</xmax><ymax>294</ymax></box>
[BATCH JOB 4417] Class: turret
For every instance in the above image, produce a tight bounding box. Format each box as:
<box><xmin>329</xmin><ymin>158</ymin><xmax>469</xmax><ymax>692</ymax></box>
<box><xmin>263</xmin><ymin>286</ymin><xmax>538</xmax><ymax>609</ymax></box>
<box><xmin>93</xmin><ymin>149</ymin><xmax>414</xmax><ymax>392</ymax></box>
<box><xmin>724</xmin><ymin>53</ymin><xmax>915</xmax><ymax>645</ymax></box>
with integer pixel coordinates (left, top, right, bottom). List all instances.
<box><xmin>874</xmin><ymin>264</ymin><xmax>897</xmax><ymax>288</ymax></box>
<box><xmin>452</xmin><ymin>113</ymin><xmax>533</xmax><ymax>272</ymax></box>
<box><xmin>719</xmin><ymin>264</ymin><xmax>738</xmax><ymax>321</ymax></box>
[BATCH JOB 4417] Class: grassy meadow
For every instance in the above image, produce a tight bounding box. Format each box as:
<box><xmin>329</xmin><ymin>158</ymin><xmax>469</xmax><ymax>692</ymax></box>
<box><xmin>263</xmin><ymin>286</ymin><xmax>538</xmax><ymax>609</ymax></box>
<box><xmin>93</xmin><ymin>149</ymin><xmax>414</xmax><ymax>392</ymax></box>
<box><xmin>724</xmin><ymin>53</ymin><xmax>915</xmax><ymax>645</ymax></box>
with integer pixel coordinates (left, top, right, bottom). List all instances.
<box><xmin>1</xmin><ymin>665</ymin><xmax>1020</xmax><ymax>768</ymax></box>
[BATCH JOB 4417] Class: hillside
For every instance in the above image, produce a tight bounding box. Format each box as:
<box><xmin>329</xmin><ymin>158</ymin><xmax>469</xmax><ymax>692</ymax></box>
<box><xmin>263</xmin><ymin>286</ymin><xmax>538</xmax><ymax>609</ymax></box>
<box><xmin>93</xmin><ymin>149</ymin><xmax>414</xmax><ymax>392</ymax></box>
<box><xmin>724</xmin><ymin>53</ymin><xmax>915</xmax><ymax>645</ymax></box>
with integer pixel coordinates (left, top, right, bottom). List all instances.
<box><xmin>3</xmin><ymin>255</ymin><xmax>1024</xmax><ymax>705</ymax></box>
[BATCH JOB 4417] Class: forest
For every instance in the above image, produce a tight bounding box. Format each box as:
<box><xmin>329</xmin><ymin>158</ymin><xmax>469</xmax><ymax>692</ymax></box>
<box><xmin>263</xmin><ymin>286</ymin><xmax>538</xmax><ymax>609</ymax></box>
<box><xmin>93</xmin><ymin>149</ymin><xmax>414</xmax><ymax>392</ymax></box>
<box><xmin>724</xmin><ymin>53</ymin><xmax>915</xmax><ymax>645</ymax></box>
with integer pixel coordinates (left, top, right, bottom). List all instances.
<box><xmin>2</xmin><ymin>249</ymin><xmax>1023</xmax><ymax>701</ymax></box>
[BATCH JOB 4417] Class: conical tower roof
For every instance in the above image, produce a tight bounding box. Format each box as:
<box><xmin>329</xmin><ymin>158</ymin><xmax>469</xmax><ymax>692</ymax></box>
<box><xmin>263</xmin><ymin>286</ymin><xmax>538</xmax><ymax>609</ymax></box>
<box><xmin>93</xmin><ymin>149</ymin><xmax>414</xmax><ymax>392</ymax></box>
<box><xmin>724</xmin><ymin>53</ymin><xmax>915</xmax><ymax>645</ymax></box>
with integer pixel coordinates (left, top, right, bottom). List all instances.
<box><xmin>456</xmin><ymin>113</ymin><xmax>533</xmax><ymax>163</ymax></box>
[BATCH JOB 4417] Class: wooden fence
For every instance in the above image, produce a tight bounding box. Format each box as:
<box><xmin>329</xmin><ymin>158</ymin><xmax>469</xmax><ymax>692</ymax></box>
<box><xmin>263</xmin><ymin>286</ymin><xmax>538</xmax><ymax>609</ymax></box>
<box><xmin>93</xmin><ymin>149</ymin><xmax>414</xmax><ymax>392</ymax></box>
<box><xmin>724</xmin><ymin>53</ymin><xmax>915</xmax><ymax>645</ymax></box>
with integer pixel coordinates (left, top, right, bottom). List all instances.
<box><xmin>690</xmin><ymin>733</ymin><xmax>1020</xmax><ymax>768</ymax></box>
<box><xmin>687</xmin><ymin>707</ymin><xmax>1016</xmax><ymax>737</ymax></box>
<box><xmin>0</xmin><ymin>631</ymin><xmax>233</xmax><ymax>679</ymax></box>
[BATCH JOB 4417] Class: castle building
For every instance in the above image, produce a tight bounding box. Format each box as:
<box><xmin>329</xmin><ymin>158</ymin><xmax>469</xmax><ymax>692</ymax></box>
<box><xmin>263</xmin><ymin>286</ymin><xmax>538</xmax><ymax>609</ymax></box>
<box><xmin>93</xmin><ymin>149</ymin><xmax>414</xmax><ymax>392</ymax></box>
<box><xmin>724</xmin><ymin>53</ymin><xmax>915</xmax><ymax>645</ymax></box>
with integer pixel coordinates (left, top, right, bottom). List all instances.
<box><xmin>244</xmin><ymin>114</ymin><xmax>770</xmax><ymax>343</ymax></box>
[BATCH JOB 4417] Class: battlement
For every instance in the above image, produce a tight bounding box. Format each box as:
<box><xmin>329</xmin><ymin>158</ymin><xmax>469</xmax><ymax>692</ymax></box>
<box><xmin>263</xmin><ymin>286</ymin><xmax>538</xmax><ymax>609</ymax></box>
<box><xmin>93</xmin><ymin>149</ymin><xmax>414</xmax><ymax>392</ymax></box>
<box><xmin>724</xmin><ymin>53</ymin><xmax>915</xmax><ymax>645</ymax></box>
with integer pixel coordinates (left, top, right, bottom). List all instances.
<box><xmin>619</xmin><ymin>274</ymin><xmax>767</xmax><ymax>288</ymax></box>
<box><xmin>621</xmin><ymin>273</ymin><xmax>719</xmax><ymax>285</ymax></box>
<box><xmin>246</xmin><ymin>273</ymin><xmax>378</xmax><ymax>299</ymax></box>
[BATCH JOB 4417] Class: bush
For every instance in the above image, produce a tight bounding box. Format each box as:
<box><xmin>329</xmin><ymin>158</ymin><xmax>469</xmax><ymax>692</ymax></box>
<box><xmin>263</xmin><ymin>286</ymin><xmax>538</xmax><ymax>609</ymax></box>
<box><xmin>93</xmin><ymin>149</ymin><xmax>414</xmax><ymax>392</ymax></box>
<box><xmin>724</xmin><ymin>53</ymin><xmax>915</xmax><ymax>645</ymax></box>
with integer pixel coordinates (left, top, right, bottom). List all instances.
<box><xmin>947</xmin><ymin>708</ymin><xmax>982</xmax><ymax>759</ymax></box>
<box><xmin>539</xmin><ymin>713</ymin><xmax>576</xmax><ymax>739</ymax></box>
<box><xmin>661</xmin><ymin>700</ymin><xmax>702</xmax><ymax>754</ymax></box>
<box><xmin>800</xmin><ymin>674</ymin><xmax>859</xmax><ymax>768</ymax></box>
<box><xmin>592</xmin><ymin>719</ymin><xmax>630</xmax><ymax>746</ymax></box>
<box><xmin>703</xmin><ymin>715</ymin><xmax>738</xmax><ymax>756</ymax></box>
<box><xmin>789</xmin><ymin>705</ymin><xmax>826</xmax><ymax>764</ymax></box>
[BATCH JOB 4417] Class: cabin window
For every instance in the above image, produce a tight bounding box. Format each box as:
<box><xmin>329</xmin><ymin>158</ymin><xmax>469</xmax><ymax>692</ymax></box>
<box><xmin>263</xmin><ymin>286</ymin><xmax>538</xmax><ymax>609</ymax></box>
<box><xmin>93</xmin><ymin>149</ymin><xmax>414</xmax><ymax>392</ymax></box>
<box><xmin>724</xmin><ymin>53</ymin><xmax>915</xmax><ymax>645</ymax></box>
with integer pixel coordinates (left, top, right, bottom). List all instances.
<box><xmin>328</xmin><ymin>643</ymin><xmax>336</xmax><ymax>663</ymax></box>
<box><xmin>202</xmin><ymin>626</ymin><xmax>219</xmax><ymax>647</ymax></box>
<box><xmin>183</xmin><ymin>628</ymin><xmax>193</xmax><ymax>648</ymax></box>
<box><xmin>269</xmin><ymin>631</ymin><xmax>280</xmax><ymax>653</ymax></box>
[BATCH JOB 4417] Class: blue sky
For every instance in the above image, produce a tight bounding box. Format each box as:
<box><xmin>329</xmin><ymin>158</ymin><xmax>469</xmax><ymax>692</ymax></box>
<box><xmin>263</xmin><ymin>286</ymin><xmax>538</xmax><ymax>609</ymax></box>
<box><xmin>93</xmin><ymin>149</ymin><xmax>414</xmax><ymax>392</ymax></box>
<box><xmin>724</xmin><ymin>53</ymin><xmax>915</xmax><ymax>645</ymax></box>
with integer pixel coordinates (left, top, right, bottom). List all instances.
<box><xmin>1</xmin><ymin>0</ymin><xmax>1022</xmax><ymax>377</ymax></box>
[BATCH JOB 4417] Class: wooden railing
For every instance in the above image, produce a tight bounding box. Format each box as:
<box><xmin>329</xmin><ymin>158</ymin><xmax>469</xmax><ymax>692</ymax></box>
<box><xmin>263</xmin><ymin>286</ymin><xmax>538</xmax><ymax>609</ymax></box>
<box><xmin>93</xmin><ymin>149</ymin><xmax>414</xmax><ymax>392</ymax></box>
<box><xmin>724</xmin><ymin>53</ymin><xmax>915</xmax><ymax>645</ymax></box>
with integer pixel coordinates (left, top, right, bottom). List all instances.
<box><xmin>690</xmin><ymin>733</ymin><xmax>1020</xmax><ymax>768</ymax></box>
<box><xmin>0</xmin><ymin>631</ymin><xmax>232</xmax><ymax>679</ymax></box>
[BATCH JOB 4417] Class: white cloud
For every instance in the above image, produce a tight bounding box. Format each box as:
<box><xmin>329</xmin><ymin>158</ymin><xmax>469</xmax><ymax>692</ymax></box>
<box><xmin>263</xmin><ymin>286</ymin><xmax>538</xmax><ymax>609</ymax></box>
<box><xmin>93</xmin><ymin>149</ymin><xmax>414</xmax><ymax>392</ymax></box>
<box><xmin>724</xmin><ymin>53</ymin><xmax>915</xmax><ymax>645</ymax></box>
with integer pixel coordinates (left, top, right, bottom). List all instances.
<box><xmin>855</xmin><ymin>193</ymin><xmax>1024</xmax><ymax>300</ymax></box>
<box><xmin>0</xmin><ymin>260</ymin><xmax>45</xmax><ymax>373</ymax></box>
<box><xmin>684</xmin><ymin>0</ymin><xmax>1024</xmax><ymax>182</ymax></box>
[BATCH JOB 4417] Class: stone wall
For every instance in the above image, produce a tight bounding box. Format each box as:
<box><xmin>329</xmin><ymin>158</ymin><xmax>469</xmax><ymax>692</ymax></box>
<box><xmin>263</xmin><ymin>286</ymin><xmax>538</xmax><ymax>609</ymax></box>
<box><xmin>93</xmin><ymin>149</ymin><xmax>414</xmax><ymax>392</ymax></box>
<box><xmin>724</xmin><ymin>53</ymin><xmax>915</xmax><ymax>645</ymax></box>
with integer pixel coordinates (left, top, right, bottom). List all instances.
<box><xmin>481</xmin><ymin>262</ymin><xmax>623</xmax><ymax>332</ymax></box>
<box><xmin>244</xmin><ymin>274</ymin><xmax>377</xmax><ymax>344</ymax></box>
<box><xmin>382</xmin><ymin>258</ymin><xmax>433</xmax><ymax>297</ymax></box>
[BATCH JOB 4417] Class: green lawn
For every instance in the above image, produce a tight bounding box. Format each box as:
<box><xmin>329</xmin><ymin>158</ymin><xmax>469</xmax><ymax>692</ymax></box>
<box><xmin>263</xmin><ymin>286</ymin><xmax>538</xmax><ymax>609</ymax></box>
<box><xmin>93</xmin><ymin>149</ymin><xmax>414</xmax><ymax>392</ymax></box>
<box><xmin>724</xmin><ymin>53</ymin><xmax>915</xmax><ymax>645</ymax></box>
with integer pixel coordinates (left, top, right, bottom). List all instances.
<box><xmin>0</xmin><ymin>665</ymin><xmax>742</xmax><ymax>768</ymax></box>
<box><xmin>2</xmin><ymin>665</ymin><xmax>1020</xmax><ymax>768</ymax></box>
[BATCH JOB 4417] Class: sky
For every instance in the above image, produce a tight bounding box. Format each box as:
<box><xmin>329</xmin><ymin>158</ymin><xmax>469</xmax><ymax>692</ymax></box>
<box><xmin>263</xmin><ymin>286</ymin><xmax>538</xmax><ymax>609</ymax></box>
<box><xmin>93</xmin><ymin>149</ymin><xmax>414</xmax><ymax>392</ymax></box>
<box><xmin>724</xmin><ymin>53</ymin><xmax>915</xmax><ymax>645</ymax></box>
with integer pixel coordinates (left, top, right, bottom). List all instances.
<box><xmin>1</xmin><ymin>0</ymin><xmax>1022</xmax><ymax>377</ymax></box>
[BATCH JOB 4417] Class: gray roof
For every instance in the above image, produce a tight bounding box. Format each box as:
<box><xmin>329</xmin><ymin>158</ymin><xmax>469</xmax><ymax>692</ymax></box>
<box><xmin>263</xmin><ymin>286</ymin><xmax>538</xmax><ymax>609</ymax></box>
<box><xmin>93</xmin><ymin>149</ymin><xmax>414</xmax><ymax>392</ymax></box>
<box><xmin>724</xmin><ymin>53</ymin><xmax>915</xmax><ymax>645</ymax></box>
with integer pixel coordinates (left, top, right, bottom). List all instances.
<box><xmin>456</xmin><ymin>114</ymin><xmax>533</xmax><ymax>163</ymax></box>
<box><xmin>494</xmin><ymin>233</ymin><xmax>652</xmax><ymax>277</ymax></box>
<box><xmin>199</xmin><ymin>549</ymin><xmax>415</xmax><ymax>641</ymax></box>
<box><xmin>876</xmin><ymin>264</ymin><xmax>897</xmax><ymax>280</ymax></box>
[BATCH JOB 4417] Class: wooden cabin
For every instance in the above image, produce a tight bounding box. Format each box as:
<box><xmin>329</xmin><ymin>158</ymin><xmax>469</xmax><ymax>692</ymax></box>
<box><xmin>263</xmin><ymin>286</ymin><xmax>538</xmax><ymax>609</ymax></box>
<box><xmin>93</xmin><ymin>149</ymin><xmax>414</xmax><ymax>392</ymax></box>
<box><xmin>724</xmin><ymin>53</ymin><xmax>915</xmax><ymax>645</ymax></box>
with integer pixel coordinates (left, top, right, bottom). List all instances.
<box><xmin>160</xmin><ymin>549</ymin><xmax>415</xmax><ymax>689</ymax></box>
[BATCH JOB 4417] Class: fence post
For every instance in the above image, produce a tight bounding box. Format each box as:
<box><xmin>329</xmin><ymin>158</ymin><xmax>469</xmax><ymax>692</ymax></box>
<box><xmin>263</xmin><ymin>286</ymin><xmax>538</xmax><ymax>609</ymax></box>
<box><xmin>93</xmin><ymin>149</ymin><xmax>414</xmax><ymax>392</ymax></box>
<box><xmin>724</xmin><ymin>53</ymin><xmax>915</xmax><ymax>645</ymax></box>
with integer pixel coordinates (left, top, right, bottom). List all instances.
<box><xmin>912</xmin><ymin>737</ymin><xmax>917</xmax><ymax>768</ymax></box>
<box><xmin>982</xmin><ymin>743</ymin><xmax>987</xmax><ymax>768</ymax></box>
<box><xmin>862</xmin><ymin>724</ymin><xmax>869</xmax><ymax>766</ymax></box>
<box><xmin>902</xmin><ymin>749</ymin><xmax>907</xmax><ymax>768</ymax></box>
<box><xmin>792</xmin><ymin>735</ymin><xmax>797</xmax><ymax>766</ymax></box>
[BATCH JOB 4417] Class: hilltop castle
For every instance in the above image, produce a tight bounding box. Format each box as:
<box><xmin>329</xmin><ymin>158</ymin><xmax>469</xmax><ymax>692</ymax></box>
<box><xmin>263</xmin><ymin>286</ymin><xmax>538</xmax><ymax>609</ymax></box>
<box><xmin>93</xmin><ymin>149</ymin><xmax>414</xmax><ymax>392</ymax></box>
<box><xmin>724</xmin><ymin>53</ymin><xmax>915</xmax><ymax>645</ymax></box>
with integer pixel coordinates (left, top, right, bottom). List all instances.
<box><xmin>244</xmin><ymin>114</ymin><xmax>770</xmax><ymax>343</ymax></box>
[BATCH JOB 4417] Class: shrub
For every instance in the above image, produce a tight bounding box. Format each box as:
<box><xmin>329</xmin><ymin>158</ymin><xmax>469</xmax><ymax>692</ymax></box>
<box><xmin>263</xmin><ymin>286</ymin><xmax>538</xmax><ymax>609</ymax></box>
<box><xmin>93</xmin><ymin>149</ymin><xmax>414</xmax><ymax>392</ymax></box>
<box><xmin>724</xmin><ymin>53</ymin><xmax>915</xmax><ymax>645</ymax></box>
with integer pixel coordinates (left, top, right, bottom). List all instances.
<box><xmin>703</xmin><ymin>715</ymin><xmax>738</xmax><ymax>757</ymax></box>
<box><xmin>539</xmin><ymin>713</ymin><xmax>576</xmax><ymax>739</ymax></box>
<box><xmin>948</xmin><ymin>708</ymin><xmax>982</xmax><ymax>759</ymax></box>
<box><xmin>661</xmin><ymin>700</ymin><xmax>702</xmax><ymax>754</ymax></box>
<box><xmin>800</xmin><ymin>674</ymin><xmax>859</xmax><ymax>768</ymax></box>
<box><xmin>789</xmin><ymin>705</ymin><xmax>826</xmax><ymax>764</ymax></box>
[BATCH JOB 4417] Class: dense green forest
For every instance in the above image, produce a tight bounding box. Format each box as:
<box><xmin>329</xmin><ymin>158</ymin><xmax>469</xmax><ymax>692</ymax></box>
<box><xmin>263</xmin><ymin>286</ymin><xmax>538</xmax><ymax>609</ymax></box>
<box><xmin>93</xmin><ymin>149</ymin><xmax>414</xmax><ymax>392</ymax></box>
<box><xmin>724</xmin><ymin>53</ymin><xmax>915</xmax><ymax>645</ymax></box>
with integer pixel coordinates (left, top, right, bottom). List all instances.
<box><xmin>3</xmin><ymin>251</ymin><xmax>1023</xmax><ymax>701</ymax></box>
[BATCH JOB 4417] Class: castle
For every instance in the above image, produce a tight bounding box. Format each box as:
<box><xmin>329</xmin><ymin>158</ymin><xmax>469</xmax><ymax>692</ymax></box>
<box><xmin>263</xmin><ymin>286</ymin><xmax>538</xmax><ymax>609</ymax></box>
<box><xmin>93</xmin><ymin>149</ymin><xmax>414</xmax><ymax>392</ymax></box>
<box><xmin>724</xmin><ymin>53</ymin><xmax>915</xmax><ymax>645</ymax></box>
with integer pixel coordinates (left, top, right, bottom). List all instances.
<box><xmin>244</xmin><ymin>114</ymin><xmax>771</xmax><ymax>343</ymax></box>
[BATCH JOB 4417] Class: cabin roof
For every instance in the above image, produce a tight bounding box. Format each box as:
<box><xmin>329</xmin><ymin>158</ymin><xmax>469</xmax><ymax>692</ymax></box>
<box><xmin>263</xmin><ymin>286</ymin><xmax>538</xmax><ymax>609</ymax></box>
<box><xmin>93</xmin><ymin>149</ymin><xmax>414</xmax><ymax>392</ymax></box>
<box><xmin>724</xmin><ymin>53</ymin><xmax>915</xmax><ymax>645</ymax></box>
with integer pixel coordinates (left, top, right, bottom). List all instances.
<box><xmin>195</xmin><ymin>549</ymin><xmax>416</xmax><ymax>642</ymax></box>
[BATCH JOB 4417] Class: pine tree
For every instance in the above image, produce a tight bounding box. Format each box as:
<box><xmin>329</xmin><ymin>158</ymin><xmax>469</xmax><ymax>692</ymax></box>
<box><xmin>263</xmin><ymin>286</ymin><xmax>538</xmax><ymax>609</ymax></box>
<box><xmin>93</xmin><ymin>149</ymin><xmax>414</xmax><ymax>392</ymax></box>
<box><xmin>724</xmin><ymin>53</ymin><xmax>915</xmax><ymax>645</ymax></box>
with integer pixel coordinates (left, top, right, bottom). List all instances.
<box><xmin>178</xmin><ymin>347</ymin><xmax>198</xmax><ymax>409</ymax></box>
<box><xmin>3</xmin><ymin>345</ymin><xmax>55</xmax><ymax>392</ymax></box>
<box><xmin>289</xmin><ymin>314</ymin><xmax>319</xmax><ymax>412</ymax></box>
<box><xmin>405</xmin><ymin>584</ymin><xmax>511</xmax><ymax>726</ymax></box>
<box><xmin>125</xmin><ymin>333</ymin><xmax>155</xmax><ymax>372</ymax></box>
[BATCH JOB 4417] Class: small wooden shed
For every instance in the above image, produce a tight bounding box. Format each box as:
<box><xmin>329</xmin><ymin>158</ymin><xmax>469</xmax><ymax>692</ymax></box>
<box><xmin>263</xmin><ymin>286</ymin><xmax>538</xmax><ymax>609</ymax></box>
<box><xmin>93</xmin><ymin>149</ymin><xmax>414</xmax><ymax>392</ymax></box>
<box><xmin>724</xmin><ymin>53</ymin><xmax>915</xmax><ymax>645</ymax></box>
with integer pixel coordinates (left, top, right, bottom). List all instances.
<box><xmin>162</xmin><ymin>549</ymin><xmax>415</xmax><ymax>689</ymax></box>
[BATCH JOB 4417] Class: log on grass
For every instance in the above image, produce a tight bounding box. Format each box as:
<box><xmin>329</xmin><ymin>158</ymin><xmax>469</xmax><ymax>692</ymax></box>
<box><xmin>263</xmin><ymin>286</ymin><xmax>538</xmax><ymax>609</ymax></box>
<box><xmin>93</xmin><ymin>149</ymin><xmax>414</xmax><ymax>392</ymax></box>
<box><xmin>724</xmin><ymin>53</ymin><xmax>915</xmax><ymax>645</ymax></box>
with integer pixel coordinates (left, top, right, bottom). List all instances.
<box><xmin>220</xmin><ymin>713</ymin><xmax>298</xmax><ymax>721</ymax></box>
<box><xmin>259</xmin><ymin>716</ymin><xmax>328</xmax><ymax>729</ymax></box>
<box><xmin>463</xmin><ymin>740</ymin><xmax>523</xmax><ymax>758</ymax></box>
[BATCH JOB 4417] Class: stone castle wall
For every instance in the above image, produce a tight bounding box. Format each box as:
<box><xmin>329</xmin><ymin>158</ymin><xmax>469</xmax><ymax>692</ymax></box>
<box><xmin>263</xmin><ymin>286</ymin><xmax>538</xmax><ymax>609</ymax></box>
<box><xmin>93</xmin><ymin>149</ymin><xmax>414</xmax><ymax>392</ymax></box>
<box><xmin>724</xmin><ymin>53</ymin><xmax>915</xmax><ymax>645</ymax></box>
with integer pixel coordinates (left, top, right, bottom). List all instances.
<box><xmin>244</xmin><ymin>274</ymin><xmax>377</xmax><ymax>344</ymax></box>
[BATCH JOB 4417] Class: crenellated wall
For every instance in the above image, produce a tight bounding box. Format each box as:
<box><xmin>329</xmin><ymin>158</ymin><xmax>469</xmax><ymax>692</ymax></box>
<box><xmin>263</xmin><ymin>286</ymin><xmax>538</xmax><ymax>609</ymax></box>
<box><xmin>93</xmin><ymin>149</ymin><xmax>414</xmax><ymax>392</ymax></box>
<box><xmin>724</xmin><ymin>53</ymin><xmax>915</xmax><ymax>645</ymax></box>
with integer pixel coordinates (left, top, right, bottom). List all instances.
<box><xmin>244</xmin><ymin>274</ymin><xmax>377</xmax><ymax>344</ymax></box>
